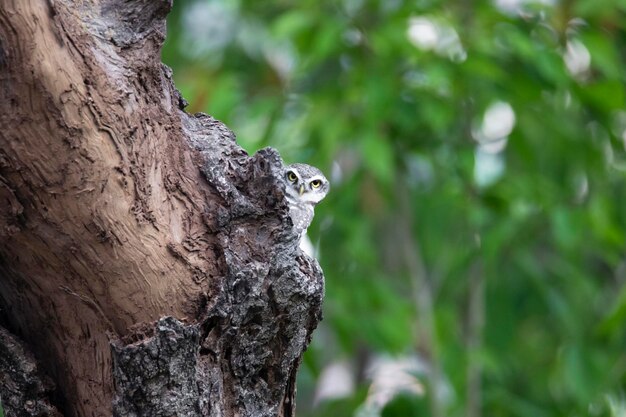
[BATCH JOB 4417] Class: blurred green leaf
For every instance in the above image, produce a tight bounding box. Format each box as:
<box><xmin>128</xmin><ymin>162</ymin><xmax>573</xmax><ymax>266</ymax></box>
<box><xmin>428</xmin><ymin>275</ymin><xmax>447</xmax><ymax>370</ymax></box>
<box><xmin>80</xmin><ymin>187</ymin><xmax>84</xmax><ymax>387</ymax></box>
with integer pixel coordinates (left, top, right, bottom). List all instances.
<box><xmin>578</xmin><ymin>80</ymin><xmax>625</xmax><ymax>112</ymax></box>
<box><xmin>382</xmin><ymin>393</ymin><xmax>428</xmax><ymax>417</ymax></box>
<box><xmin>361</xmin><ymin>133</ymin><xmax>395</xmax><ymax>185</ymax></box>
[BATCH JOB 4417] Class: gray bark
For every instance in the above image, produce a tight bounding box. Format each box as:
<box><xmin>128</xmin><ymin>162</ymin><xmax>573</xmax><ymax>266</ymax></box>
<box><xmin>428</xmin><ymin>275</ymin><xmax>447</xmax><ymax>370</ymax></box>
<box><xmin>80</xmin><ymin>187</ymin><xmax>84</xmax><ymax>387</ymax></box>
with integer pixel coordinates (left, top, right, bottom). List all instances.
<box><xmin>0</xmin><ymin>325</ymin><xmax>62</xmax><ymax>416</ymax></box>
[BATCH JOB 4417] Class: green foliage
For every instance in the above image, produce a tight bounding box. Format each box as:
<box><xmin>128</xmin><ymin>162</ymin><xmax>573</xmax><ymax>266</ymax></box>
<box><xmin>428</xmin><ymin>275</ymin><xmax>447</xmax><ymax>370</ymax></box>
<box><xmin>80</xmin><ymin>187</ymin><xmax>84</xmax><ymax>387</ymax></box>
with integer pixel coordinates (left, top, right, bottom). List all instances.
<box><xmin>382</xmin><ymin>394</ymin><xmax>429</xmax><ymax>417</ymax></box>
<box><xmin>164</xmin><ymin>0</ymin><xmax>626</xmax><ymax>416</ymax></box>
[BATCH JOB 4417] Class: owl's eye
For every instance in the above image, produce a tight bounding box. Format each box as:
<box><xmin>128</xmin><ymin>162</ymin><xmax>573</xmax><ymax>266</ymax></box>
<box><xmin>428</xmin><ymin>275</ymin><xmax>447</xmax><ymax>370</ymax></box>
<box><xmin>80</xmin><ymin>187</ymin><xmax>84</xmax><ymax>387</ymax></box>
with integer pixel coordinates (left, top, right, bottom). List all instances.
<box><xmin>286</xmin><ymin>171</ymin><xmax>298</xmax><ymax>182</ymax></box>
<box><xmin>310</xmin><ymin>179</ymin><xmax>322</xmax><ymax>189</ymax></box>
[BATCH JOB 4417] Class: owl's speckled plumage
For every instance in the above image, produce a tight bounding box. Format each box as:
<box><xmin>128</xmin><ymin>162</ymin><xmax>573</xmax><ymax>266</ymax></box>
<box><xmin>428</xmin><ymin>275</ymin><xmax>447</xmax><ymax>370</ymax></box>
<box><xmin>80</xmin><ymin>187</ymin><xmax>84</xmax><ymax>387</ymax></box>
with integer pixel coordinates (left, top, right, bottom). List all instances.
<box><xmin>283</xmin><ymin>163</ymin><xmax>330</xmax><ymax>236</ymax></box>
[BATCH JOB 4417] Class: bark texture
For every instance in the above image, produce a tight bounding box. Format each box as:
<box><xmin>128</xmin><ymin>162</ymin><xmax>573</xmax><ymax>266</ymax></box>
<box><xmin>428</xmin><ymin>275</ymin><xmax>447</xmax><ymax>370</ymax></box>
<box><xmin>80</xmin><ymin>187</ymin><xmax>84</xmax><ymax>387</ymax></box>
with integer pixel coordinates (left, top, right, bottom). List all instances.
<box><xmin>0</xmin><ymin>325</ymin><xmax>62</xmax><ymax>416</ymax></box>
<box><xmin>0</xmin><ymin>1</ymin><xmax>324</xmax><ymax>416</ymax></box>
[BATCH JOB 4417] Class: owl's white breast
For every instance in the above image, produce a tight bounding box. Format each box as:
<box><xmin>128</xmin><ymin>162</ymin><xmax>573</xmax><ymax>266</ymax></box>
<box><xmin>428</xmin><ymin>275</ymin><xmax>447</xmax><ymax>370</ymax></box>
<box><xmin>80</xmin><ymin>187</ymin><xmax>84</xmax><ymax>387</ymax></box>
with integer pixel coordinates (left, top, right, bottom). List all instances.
<box><xmin>286</xmin><ymin>195</ymin><xmax>315</xmax><ymax>235</ymax></box>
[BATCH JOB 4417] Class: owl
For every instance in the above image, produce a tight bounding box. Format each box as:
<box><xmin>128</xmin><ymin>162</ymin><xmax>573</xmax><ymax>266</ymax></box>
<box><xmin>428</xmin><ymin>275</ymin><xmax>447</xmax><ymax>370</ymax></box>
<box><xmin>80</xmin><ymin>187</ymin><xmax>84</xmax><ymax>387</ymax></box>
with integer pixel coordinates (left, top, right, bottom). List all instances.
<box><xmin>283</xmin><ymin>163</ymin><xmax>330</xmax><ymax>238</ymax></box>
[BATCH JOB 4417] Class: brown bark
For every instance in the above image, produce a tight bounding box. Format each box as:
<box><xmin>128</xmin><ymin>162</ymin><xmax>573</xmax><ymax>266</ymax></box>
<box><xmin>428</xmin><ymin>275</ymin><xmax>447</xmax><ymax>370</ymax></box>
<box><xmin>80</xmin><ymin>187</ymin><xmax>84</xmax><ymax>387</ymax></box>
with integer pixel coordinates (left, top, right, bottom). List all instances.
<box><xmin>0</xmin><ymin>1</ymin><xmax>324</xmax><ymax>416</ymax></box>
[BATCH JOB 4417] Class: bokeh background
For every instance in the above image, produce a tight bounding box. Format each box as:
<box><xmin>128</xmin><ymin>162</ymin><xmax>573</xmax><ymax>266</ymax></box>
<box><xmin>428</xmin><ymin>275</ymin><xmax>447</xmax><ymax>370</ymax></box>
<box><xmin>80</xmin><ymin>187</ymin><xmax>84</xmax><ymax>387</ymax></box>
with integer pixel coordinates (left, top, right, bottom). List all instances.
<box><xmin>162</xmin><ymin>1</ymin><xmax>626</xmax><ymax>416</ymax></box>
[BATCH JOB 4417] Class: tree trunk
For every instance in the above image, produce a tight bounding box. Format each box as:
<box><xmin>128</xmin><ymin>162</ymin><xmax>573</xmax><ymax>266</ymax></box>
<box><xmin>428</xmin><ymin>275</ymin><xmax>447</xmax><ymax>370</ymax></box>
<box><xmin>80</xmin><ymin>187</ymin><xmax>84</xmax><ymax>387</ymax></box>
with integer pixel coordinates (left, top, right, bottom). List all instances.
<box><xmin>0</xmin><ymin>1</ymin><xmax>324</xmax><ymax>416</ymax></box>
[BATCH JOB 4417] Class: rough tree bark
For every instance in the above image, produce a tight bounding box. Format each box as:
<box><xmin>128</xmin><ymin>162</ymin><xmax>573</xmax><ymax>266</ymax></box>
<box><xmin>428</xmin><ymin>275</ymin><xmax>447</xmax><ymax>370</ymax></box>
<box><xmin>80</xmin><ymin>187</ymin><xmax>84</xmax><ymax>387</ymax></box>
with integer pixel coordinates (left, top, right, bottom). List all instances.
<box><xmin>0</xmin><ymin>1</ymin><xmax>324</xmax><ymax>416</ymax></box>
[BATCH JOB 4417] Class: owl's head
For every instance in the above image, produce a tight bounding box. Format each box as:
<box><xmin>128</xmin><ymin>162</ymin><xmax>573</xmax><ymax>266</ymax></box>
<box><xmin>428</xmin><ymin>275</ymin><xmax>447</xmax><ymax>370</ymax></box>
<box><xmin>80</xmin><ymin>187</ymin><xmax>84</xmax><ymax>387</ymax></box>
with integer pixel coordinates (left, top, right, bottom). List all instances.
<box><xmin>284</xmin><ymin>163</ymin><xmax>330</xmax><ymax>205</ymax></box>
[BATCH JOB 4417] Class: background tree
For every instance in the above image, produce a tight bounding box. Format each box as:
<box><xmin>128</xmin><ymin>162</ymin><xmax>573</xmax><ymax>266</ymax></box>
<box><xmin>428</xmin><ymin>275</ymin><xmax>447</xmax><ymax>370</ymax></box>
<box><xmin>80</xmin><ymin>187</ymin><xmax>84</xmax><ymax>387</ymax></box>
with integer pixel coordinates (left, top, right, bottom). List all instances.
<box><xmin>163</xmin><ymin>0</ymin><xmax>626</xmax><ymax>416</ymax></box>
<box><xmin>0</xmin><ymin>1</ymin><xmax>323</xmax><ymax>416</ymax></box>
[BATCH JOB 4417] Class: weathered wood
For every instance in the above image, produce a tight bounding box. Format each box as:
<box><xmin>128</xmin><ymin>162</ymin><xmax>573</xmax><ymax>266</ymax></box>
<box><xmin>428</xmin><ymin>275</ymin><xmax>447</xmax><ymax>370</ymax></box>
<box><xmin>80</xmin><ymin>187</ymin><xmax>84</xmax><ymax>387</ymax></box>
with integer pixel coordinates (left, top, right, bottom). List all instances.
<box><xmin>0</xmin><ymin>1</ymin><xmax>324</xmax><ymax>416</ymax></box>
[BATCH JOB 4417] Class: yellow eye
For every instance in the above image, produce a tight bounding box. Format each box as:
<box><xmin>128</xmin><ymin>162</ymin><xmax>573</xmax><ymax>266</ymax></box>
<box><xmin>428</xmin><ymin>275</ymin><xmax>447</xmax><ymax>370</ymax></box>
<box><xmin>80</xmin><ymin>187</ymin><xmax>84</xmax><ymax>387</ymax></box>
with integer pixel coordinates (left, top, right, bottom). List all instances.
<box><xmin>310</xmin><ymin>179</ymin><xmax>322</xmax><ymax>189</ymax></box>
<box><xmin>287</xmin><ymin>171</ymin><xmax>297</xmax><ymax>182</ymax></box>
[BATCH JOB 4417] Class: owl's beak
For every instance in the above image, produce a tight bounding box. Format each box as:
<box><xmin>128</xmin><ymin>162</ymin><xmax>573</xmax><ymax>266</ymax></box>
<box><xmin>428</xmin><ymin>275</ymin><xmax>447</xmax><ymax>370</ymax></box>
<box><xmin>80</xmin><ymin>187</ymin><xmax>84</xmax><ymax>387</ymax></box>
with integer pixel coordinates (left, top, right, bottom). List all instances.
<box><xmin>299</xmin><ymin>184</ymin><xmax>305</xmax><ymax>195</ymax></box>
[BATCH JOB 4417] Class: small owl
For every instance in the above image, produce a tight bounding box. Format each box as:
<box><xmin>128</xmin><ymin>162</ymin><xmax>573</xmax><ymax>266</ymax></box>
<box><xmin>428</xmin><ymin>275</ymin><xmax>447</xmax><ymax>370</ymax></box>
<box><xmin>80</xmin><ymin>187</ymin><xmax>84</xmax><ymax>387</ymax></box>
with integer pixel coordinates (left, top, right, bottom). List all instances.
<box><xmin>283</xmin><ymin>163</ymin><xmax>330</xmax><ymax>237</ymax></box>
